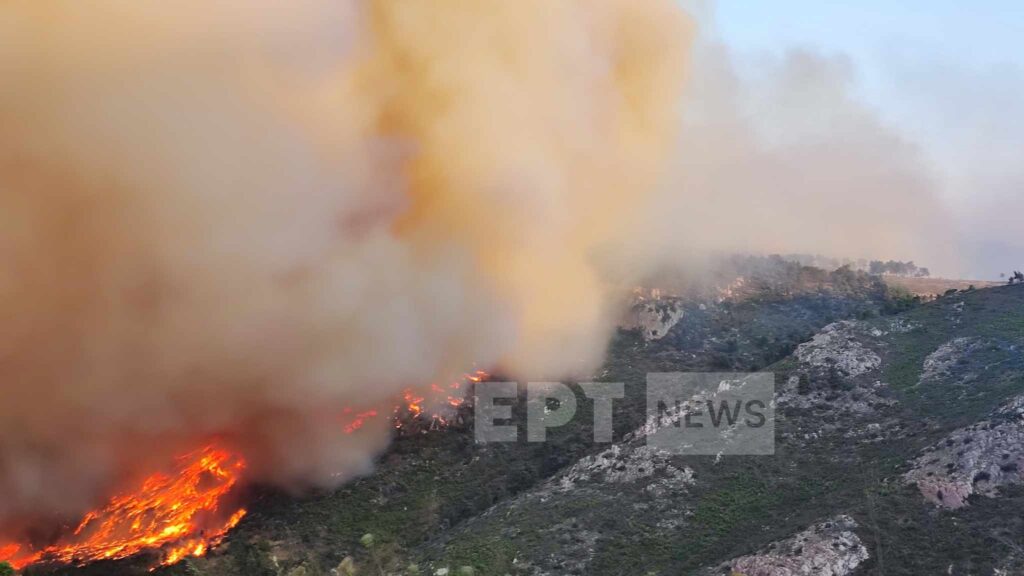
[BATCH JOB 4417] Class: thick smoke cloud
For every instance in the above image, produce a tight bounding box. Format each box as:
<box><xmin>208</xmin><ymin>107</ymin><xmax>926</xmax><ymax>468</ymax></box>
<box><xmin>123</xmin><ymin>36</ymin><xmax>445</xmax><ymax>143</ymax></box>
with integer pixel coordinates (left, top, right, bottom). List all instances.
<box><xmin>0</xmin><ymin>0</ymin><xmax>970</xmax><ymax>537</ymax></box>
<box><xmin>0</xmin><ymin>0</ymin><xmax>691</xmax><ymax>528</ymax></box>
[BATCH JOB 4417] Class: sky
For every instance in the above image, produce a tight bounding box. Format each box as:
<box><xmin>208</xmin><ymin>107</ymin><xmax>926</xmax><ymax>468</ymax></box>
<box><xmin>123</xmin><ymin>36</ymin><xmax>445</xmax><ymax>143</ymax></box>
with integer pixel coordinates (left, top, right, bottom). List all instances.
<box><xmin>688</xmin><ymin>1</ymin><xmax>1024</xmax><ymax>279</ymax></box>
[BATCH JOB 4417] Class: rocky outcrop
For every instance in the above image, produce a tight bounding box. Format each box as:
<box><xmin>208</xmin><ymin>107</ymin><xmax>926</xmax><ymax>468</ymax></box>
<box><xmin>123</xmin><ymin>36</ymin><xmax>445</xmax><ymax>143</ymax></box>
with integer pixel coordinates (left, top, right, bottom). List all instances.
<box><xmin>919</xmin><ymin>337</ymin><xmax>987</xmax><ymax>385</ymax></box>
<box><xmin>779</xmin><ymin>321</ymin><xmax>896</xmax><ymax>443</ymax></box>
<box><xmin>629</xmin><ymin>299</ymin><xmax>685</xmax><ymax>341</ymax></box>
<box><xmin>713</xmin><ymin>515</ymin><xmax>869</xmax><ymax>576</ymax></box>
<box><xmin>794</xmin><ymin>321</ymin><xmax>881</xmax><ymax>378</ymax></box>
<box><xmin>906</xmin><ymin>396</ymin><xmax>1024</xmax><ymax>508</ymax></box>
<box><xmin>557</xmin><ymin>443</ymin><xmax>695</xmax><ymax>496</ymax></box>
<box><xmin>778</xmin><ymin>374</ymin><xmax>894</xmax><ymax>417</ymax></box>
<box><xmin>917</xmin><ymin>336</ymin><xmax>1022</xmax><ymax>391</ymax></box>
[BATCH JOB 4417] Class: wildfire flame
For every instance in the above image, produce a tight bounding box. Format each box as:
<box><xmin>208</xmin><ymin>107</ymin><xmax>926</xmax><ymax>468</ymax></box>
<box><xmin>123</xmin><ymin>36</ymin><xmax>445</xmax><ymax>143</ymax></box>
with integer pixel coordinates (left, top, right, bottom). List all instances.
<box><xmin>1</xmin><ymin>371</ymin><xmax>488</xmax><ymax>571</ymax></box>
<box><xmin>0</xmin><ymin>447</ymin><xmax>246</xmax><ymax>571</ymax></box>
<box><xmin>336</xmin><ymin>370</ymin><xmax>487</xmax><ymax>434</ymax></box>
<box><xmin>393</xmin><ymin>370</ymin><xmax>488</xmax><ymax>430</ymax></box>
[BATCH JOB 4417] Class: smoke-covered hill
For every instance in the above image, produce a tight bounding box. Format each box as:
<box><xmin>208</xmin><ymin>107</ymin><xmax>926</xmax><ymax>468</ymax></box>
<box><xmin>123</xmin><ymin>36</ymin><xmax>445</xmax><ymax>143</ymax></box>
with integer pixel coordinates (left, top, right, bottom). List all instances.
<box><xmin>5</xmin><ymin>3</ymin><xmax>1021</xmax><ymax>575</ymax></box>
<box><xmin>177</xmin><ymin>283</ymin><xmax>1018</xmax><ymax>576</ymax></box>
<box><xmin>17</xmin><ymin>261</ymin><xmax>949</xmax><ymax>576</ymax></box>
<box><xmin>25</xmin><ymin>274</ymin><xmax>1024</xmax><ymax>576</ymax></box>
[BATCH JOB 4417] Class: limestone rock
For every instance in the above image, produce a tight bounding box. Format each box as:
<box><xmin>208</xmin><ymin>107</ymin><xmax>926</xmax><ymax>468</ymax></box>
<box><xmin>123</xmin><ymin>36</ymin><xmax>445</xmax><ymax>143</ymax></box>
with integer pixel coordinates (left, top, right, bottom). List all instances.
<box><xmin>795</xmin><ymin>322</ymin><xmax>881</xmax><ymax>377</ymax></box>
<box><xmin>714</xmin><ymin>515</ymin><xmax>869</xmax><ymax>576</ymax></box>
<box><xmin>906</xmin><ymin>396</ymin><xmax>1024</xmax><ymax>508</ymax></box>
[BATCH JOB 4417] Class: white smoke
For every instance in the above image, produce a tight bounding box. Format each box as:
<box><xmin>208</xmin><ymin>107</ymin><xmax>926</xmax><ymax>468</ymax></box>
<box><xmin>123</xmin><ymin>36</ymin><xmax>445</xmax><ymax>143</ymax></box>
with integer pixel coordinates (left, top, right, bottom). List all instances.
<box><xmin>633</xmin><ymin>35</ymin><xmax>960</xmax><ymax>275</ymax></box>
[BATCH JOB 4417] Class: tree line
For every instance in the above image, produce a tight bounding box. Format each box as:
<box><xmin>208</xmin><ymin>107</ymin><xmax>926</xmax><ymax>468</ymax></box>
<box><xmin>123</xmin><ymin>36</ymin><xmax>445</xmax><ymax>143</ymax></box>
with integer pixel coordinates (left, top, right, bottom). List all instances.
<box><xmin>868</xmin><ymin>260</ymin><xmax>930</xmax><ymax>278</ymax></box>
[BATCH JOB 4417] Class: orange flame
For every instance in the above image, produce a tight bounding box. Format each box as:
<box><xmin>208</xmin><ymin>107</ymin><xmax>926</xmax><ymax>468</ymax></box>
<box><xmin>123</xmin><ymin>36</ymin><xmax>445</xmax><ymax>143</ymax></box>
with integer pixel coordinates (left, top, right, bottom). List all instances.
<box><xmin>392</xmin><ymin>370</ymin><xmax>487</xmax><ymax>430</ymax></box>
<box><xmin>336</xmin><ymin>370</ymin><xmax>487</xmax><ymax>433</ymax></box>
<box><xmin>1</xmin><ymin>447</ymin><xmax>246</xmax><ymax>571</ymax></box>
<box><xmin>2</xmin><ymin>370</ymin><xmax>489</xmax><ymax>571</ymax></box>
<box><xmin>341</xmin><ymin>408</ymin><xmax>380</xmax><ymax>434</ymax></box>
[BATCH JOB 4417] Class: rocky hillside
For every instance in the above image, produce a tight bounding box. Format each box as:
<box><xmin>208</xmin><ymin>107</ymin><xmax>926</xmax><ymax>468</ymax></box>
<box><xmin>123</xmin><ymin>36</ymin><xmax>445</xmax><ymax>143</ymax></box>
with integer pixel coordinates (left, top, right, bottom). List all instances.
<box><xmin>26</xmin><ymin>282</ymin><xmax>1024</xmax><ymax>576</ymax></box>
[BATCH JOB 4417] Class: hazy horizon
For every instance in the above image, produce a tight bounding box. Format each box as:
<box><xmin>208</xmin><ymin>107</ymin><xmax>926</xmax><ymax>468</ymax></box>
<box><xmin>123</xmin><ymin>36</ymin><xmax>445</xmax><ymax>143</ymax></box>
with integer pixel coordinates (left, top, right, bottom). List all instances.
<box><xmin>681</xmin><ymin>1</ymin><xmax>1023</xmax><ymax>280</ymax></box>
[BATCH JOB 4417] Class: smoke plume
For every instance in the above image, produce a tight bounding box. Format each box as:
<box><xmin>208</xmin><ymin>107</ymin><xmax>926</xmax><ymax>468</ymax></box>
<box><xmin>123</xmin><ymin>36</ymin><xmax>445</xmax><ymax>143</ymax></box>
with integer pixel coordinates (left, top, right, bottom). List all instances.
<box><xmin>0</xmin><ymin>0</ymin><xmax>691</xmax><ymax>528</ymax></box>
<box><xmin>633</xmin><ymin>38</ymin><xmax>960</xmax><ymax>275</ymax></box>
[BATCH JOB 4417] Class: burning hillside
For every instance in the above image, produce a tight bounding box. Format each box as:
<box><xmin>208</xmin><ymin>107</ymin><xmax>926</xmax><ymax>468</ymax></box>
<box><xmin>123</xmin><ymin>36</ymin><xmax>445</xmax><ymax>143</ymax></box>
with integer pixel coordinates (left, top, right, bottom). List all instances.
<box><xmin>0</xmin><ymin>371</ymin><xmax>486</xmax><ymax>571</ymax></box>
<box><xmin>0</xmin><ymin>0</ymin><xmax>689</xmax><ymax>564</ymax></box>
<box><xmin>0</xmin><ymin>448</ymin><xmax>245</xmax><ymax>571</ymax></box>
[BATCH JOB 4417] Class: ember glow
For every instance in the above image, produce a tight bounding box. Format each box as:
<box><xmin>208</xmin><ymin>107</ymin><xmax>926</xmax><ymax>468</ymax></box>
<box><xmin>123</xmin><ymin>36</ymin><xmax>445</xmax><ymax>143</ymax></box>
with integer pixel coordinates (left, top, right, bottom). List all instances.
<box><xmin>393</xmin><ymin>371</ymin><xmax>489</xmax><ymax>430</ymax></box>
<box><xmin>339</xmin><ymin>370</ymin><xmax>488</xmax><ymax>434</ymax></box>
<box><xmin>1</xmin><ymin>371</ymin><xmax>487</xmax><ymax>571</ymax></box>
<box><xmin>0</xmin><ymin>447</ymin><xmax>245</xmax><ymax>570</ymax></box>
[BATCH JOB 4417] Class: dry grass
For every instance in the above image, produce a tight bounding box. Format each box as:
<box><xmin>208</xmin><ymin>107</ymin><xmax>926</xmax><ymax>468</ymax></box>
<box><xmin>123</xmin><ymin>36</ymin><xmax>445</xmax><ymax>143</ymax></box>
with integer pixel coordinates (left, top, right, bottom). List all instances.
<box><xmin>882</xmin><ymin>275</ymin><xmax>1001</xmax><ymax>297</ymax></box>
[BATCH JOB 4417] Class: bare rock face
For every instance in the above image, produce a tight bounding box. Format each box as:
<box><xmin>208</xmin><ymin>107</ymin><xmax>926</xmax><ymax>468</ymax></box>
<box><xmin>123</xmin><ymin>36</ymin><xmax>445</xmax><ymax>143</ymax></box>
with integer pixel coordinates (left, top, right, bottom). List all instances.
<box><xmin>629</xmin><ymin>299</ymin><xmax>685</xmax><ymax>341</ymax></box>
<box><xmin>779</xmin><ymin>374</ymin><xmax>893</xmax><ymax>417</ymax></box>
<box><xmin>714</xmin><ymin>515</ymin><xmax>869</xmax><ymax>576</ymax></box>
<box><xmin>906</xmin><ymin>396</ymin><xmax>1024</xmax><ymax>509</ymax></box>
<box><xmin>779</xmin><ymin>321</ymin><xmax>897</xmax><ymax>445</ymax></box>
<box><xmin>999</xmin><ymin>395</ymin><xmax>1024</xmax><ymax>417</ymax></box>
<box><xmin>919</xmin><ymin>337</ymin><xmax>987</xmax><ymax>385</ymax></box>
<box><xmin>557</xmin><ymin>443</ymin><xmax>695</xmax><ymax>495</ymax></box>
<box><xmin>917</xmin><ymin>336</ymin><xmax>1021</xmax><ymax>391</ymax></box>
<box><xmin>795</xmin><ymin>322</ymin><xmax>881</xmax><ymax>378</ymax></box>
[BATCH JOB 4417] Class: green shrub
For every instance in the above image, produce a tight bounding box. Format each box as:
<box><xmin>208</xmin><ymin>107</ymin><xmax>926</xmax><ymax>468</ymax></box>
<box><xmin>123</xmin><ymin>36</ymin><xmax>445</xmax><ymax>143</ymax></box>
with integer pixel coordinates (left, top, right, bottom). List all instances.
<box><xmin>0</xmin><ymin>561</ymin><xmax>14</xmax><ymax>576</ymax></box>
<box><xmin>883</xmin><ymin>285</ymin><xmax>920</xmax><ymax>314</ymax></box>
